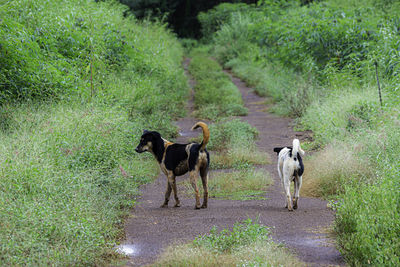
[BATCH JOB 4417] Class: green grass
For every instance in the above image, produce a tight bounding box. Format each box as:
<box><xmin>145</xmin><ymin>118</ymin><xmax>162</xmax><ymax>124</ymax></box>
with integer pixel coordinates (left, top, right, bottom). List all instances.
<box><xmin>225</xmin><ymin>58</ymin><xmax>315</xmax><ymax>117</ymax></box>
<box><xmin>153</xmin><ymin>219</ymin><xmax>305</xmax><ymax>267</ymax></box>
<box><xmin>0</xmin><ymin>102</ymin><xmax>160</xmax><ymax>265</ymax></box>
<box><xmin>198</xmin><ymin>1</ymin><xmax>400</xmax><ymax>264</ymax></box>
<box><xmin>208</xmin><ymin>169</ymin><xmax>272</xmax><ymax>200</ymax></box>
<box><xmin>188</xmin><ymin>50</ymin><xmax>247</xmax><ymax>120</ymax></box>
<box><xmin>205</xmin><ymin>119</ymin><xmax>269</xmax><ymax>169</ymax></box>
<box><xmin>180</xmin><ymin>168</ymin><xmax>272</xmax><ymax>201</ymax></box>
<box><xmin>0</xmin><ymin>0</ymin><xmax>188</xmax><ymax>265</ymax></box>
<box><xmin>211</xmin><ymin>147</ymin><xmax>269</xmax><ymax>170</ymax></box>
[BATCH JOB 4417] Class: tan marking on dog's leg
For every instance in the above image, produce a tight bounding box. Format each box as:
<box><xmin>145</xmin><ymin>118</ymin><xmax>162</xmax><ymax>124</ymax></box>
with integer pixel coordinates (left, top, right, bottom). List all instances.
<box><xmin>200</xmin><ymin>168</ymin><xmax>208</xmax><ymax>209</ymax></box>
<box><xmin>168</xmin><ymin>174</ymin><xmax>180</xmax><ymax>208</ymax></box>
<box><xmin>189</xmin><ymin>170</ymin><xmax>201</xmax><ymax>209</ymax></box>
<box><xmin>161</xmin><ymin>181</ymin><xmax>172</xmax><ymax>208</ymax></box>
<box><xmin>161</xmin><ymin>173</ymin><xmax>178</xmax><ymax>208</ymax></box>
<box><xmin>172</xmin><ymin>178</ymin><xmax>180</xmax><ymax>207</ymax></box>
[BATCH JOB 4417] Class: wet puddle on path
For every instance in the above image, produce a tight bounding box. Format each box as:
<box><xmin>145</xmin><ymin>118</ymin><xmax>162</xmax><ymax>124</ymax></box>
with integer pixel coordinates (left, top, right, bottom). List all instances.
<box><xmin>115</xmin><ymin>244</ymin><xmax>140</xmax><ymax>257</ymax></box>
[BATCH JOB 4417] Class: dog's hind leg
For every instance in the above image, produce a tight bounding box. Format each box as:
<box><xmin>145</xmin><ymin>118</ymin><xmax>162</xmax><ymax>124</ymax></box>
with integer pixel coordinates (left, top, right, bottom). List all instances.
<box><xmin>293</xmin><ymin>175</ymin><xmax>302</xmax><ymax>210</ymax></box>
<box><xmin>283</xmin><ymin>170</ymin><xmax>293</xmax><ymax>211</ymax></box>
<box><xmin>189</xmin><ymin>170</ymin><xmax>201</xmax><ymax>209</ymax></box>
<box><xmin>200</xmin><ymin>167</ymin><xmax>209</xmax><ymax>209</ymax></box>
<box><xmin>278</xmin><ymin>159</ymin><xmax>287</xmax><ymax>208</ymax></box>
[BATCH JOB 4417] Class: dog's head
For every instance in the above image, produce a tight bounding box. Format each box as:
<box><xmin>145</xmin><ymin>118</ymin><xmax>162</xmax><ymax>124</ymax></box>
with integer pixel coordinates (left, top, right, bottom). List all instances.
<box><xmin>135</xmin><ymin>130</ymin><xmax>161</xmax><ymax>153</ymax></box>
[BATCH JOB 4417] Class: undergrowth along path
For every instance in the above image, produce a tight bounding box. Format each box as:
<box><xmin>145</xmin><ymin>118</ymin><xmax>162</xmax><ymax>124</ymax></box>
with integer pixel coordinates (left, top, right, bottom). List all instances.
<box><xmin>121</xmin><ymin>59</ymin><xmax>344</xmax><ymax>266</ymax></box>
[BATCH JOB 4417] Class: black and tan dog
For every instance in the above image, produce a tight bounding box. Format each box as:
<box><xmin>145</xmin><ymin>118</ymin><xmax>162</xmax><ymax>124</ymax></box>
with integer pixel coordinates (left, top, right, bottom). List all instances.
<box><xmin>135</xmin><ymin>122</ymin><xmax>210</xmax><ymax>209</ymax></box>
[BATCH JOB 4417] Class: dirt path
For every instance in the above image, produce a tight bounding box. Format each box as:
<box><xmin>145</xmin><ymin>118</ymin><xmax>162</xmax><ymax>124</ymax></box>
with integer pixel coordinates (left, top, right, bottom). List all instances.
<box><xmin>120</xmin><ymin>59</ymin><xmax>344</xmax><ymax>266</ymax></box>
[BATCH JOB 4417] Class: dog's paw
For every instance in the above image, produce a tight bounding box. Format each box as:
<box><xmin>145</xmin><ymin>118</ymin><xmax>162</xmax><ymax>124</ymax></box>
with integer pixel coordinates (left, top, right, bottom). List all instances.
<box><xmin>194</xmin><ymin>205</ymin><xmax>201</xmax><ymax>210</ymax></box>
<box><xmin>200</xmin><ymin>204</ymin><xmax>207</xmax><ymax>209</ymax></box>
<box><xmin>160</xmin><ymin>204</ymin><xmax>168</xmax><ymax>208</ymax></box>
<box><xmin>293</xmin><ymin>198</ymin><xmax>298</xmax><ymax>209</ymax></box>
<box><xmin>174</xmin><ymin>203</ymin><xmax>181</xmax><ymax>208</ymax></box>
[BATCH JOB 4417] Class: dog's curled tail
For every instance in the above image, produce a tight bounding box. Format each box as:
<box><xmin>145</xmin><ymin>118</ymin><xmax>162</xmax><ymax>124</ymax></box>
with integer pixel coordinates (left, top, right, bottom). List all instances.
<box><xmin>191</xmin><ymin>122</ymin><xmax>209</xmax><ymax>151</ymax></box>
<box><xmin>292</xmin><ymin>139</ymin><xmax>305</xmax><ymax>158</ymax></box>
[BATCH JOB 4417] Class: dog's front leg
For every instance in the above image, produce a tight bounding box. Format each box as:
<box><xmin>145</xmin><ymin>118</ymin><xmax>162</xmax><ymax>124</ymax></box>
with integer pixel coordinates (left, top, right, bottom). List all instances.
<box><xmin>189</xmin><ymin>170</ymin><xmax>201</xmax><ymax>209</ymax></box>
<box><xmin>171</xmin><ymin>175</ymin><xmax>180</xmax><ymax>207</ymax></box>
<box><xmin>161</xmin><ymin>181</ymin><xmax>172</xmax><ymax>208</ymax></box>
<box><xmin>166</xmin><ymin>173</ymin><xmax>180</xmax><ymax>208</ymax></box>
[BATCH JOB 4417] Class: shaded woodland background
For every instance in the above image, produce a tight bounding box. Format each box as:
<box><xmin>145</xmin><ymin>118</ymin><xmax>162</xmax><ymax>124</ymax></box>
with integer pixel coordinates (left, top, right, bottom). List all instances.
<box><xmin>119</xmin><ymin>0</ymin><xmax>256</xmax><ymax>38</ymax></box>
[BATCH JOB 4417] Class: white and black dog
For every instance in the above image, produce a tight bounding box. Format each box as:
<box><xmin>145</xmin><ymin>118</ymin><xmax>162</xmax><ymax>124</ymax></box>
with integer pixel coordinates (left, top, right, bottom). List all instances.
<box><xmin>273</xmin><ymin>139</ymin><xmax>305</xmax><ymax>211</ymax></box>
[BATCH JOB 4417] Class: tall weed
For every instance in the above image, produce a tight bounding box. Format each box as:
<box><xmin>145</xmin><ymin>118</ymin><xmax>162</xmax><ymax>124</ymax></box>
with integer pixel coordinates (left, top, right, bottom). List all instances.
<box><xmin>0</xmin><ymin>0</ymin><xmax>188</xmax><ymax>265</ymax></box>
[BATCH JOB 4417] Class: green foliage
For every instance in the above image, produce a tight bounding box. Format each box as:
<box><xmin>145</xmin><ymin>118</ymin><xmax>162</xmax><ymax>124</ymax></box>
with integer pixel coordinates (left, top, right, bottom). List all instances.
<box><xmin>346</xmin><ymin>100</ymin><xmax>380</xmax><ymax>131</ymax></box>
<box><xmin>198</xmin><ymin>3</ymin><xmax>253</xmax><ymax>42</ymax></box>
<box><xmin>206</xmin><ymin>119</ymin><xmax>269</xmax><ymax>170</ymax></box>
<box><xmin>212</xmin><ymin>12</ymin><xmax>263</xmax><ymax>64</ymax></box>
<box><xmin>208</xmin><ymin>169</ymin><xmax>271</xmax><ymax>200</ymax></box>
<box><xmin>0</xmin><ymin>0</ymin><xmax>188</xmax><ymax>109</ymax></box>
<box><xmin>189</xmin><ymin>51</ymin><xmax>247</xmax><ymax>119</ymax></box>
<box><xmin>180</xmin><ymin>168</ymin><xmax>271</xmax><ymax>200</ymax></box>
<box><xmin>199</xmin><ymin>0</ymin><xmax>400</xmax><ymax>265</ymax></box>
<box><xmin>301</xmin><ymin>88</ymin><xmax>378</xmax><ymax>146</ymax></box>
<box><xmin>0</xmin><ymin>103</ymin><xmax>159</xmax><ymax>266</ymax></box>
<box><xmin>0</xmin><ymin>0</ymin><xmax>188</xmax><ymax>265</ymax></box>
<box><xmin>207</xmin><ymin>119</ymin><xmax>258</xmax><ymax>151</ymax></box>
<box><xmin>225</xmin><ymin>58</ymin><xmax>315</xmax><ymax>116</ymax></box>
<box><xmin>335</xmin><ymin>122</ymin><xmax>400</xmax><ymax>266</ymax></box>
<box><xmin>153</xmin><ymin>219</ymin><xmax>304</xmax><ymax>267</ymax></box>
<box><xmin>193</xmin><ymin>219</ymin><xmax>269</xmax><ymax>253</ymax></box>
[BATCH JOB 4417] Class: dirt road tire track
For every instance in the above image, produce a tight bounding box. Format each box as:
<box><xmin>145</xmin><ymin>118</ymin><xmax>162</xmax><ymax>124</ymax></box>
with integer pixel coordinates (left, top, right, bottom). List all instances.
<box><xmin>121</xmin><ymin>59</ymin><xmax>344</xmax><ymax>266</ymax></box>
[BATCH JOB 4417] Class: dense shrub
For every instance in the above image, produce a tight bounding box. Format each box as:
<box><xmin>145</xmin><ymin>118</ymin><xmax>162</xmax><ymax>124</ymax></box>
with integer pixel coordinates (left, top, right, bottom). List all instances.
<box><xmin>0</xmin><ymin>0</ymin><xmax>188</xmax><ymax>265</ymax></box>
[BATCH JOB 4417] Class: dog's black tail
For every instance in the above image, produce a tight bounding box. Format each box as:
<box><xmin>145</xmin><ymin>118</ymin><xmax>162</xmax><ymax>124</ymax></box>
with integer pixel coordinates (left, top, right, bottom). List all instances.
<box><xmin>191</xmin><ymin>122</ymin><xmax>209</xmax><ymax>151</ymax></box>
<box><xmin>273</xmin><ymin>147</ymin><xmax>287</xmax><ymax>155</ymax></box>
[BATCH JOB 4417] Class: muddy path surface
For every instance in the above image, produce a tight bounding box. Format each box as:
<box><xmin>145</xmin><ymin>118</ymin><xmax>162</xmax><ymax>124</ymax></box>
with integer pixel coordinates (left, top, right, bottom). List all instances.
<box><xmin>120</xmin><ymin>59</ymin><xmax>344</xmax><ymax>266</ymax></box>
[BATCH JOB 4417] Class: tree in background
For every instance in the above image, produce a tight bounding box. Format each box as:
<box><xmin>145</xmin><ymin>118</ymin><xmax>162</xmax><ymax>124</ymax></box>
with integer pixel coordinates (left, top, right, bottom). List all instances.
<box><xmin>119</xmin><ymin>0</ymin><xmax>257</xmax><ymax>38</ymax></box>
